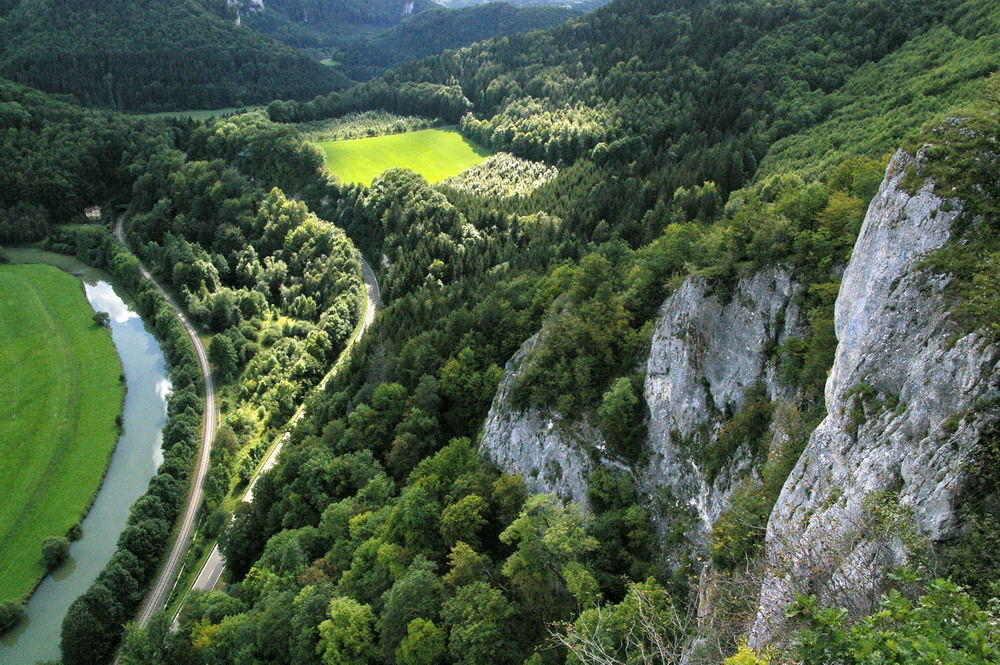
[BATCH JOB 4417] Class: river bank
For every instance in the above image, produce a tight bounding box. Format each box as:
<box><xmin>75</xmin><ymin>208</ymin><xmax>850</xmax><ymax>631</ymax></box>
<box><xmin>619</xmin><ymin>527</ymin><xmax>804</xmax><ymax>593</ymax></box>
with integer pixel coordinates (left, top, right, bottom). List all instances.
<box><xmin>0</xmin><ymin>249</ymin><xmax>170</xmax><ymax>664</ymax></box>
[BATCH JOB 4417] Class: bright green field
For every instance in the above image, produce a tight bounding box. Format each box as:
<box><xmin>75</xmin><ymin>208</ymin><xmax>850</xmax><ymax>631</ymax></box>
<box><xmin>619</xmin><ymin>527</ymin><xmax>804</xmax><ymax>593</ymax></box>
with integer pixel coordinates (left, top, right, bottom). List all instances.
<box><xmin>318</xmin><ymin>128</ymin><xmax>492</xmax><ymax>186</ymax></box>
<box><xmin>0</xmin><ymin>264</ymin><xmax>122</xmax><ymax>601</ymax></box>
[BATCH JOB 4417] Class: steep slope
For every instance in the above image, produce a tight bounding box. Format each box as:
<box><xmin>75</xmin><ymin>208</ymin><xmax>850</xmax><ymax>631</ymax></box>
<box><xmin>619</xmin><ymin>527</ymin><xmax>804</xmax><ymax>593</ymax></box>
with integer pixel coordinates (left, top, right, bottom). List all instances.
<box><xmin>0</xmin><ymin>0</ymin><xmax>340</xmax><ymax>110</ymax></box>
<box><xmin>239</xmin><ymin>1</ymin><xmax>577</xmax><ymax>82</ymax></box>
<box><xmin>482</xmin><ymin>267</ymin><xmax>804</xmax><ymax>534</ymax></box>
<box><xmin>339</xmin><ymin>4</ymin><xmax>578</xmax><ymax>80</ymax></box>
<box><xmin>480</xmin><ymin>136</ymin><xmax>999</xmax><ymax>651</ymax></box>
<box><xmin>749</xmin><ymin>147</ymin><xmax>999</xmax><ymax>643</ymax></box>
<box><xmin>439</xmin><ymin>0</ymin><xmax>608</xmax><ymax>8</ymax></box>
<box><xmin>235</xmin><ymin>0</ymin><xmax>438</xmax><ymax>48</ymax></box>
<box><xmin>256</xmin><ymin>0</ymin><xmax>436</xmax><ymax>25</ymax></box>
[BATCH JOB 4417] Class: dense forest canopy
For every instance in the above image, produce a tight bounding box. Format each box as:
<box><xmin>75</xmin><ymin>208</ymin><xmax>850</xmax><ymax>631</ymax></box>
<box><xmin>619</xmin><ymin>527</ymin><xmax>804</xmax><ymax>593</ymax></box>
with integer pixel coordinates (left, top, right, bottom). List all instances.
<box><xmin>0</xmin><ymin>0</ymin><xmax>591</xmax><ymax>111</ymax></box>
<box><xmin>99</xmin><ymin>0</ymin><xmax>1000</xmax><ymax>662</ymax></box>
<box><xmin>438</xmin><ymin>0</ymin><xmax>609</xmax><ymax>8</ymax></box>
<box><xmin>257</xmin><ymin>0</ymin><xmax>438</xmax><ymax>26</ymax></box>
<box><xmin>0</xmin><ymin>0</ymin><xmax>342</xmax><ymax>110</ymax></box>
<box><xmin>335</xmin><ymin>4</ymin><xmax>578</xmax><ymax>80</ymax></box>
<box><xmin>238</xmin><ymin>0</ymin><xmax>581</xmax><ymax>82</ymax></box>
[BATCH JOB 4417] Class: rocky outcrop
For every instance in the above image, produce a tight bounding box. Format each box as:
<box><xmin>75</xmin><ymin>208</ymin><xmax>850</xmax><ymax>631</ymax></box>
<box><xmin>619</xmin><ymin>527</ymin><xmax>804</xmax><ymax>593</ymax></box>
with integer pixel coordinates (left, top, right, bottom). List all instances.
<box><xmin>480</xmin><ymin>268</ymin><xmax>803</xmax><ymax>536</ymax></box>
<box><xmin>642</xmin><ymin>267</ymin><xmax>802</xmax><ymax>540</ymax></box>
<box><xmin>228</xmin><ymin>0</ymin><xmax>263</xmax><ymax>24</ymax></box>
<box><xmin>479</xmin><ymin>334</ymin><xmax>610</xmax><ymax>508</ymax></box>
<box><xmin>748</xmin><ymin>149</ymin><xmax>1000</xmax><ymax>644</ymax></box>
<box><xmin>481</xmin><ymin>146</ymin><xmax>997</xmax><ymax>648</ymax></box>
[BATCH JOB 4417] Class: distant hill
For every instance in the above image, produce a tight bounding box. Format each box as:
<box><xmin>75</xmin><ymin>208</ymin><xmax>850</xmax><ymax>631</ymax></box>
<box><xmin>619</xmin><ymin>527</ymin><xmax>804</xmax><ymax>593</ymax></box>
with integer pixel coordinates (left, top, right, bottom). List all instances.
<box><xmin>240</xmin><ymin>0</ymin><xmax>580</xmax><ymax>80</ymax></box>
<box><xmin>0</xmin><ymin>0</ymin><xmax>343</xmax><ymax>111</ymax></box>
<box><xmin>257</xmin><ymin>0</ymin><xmax>438</xmax><ymax>25</ymax></box>
<box><xmin>436</xmin><ymin>0</ymin><xmax>609</xmax><ymax>9</ymax></box>
<box><xmin>340</xmin><ymin>3</ymin><xmax>578</xmax><ymax>80</ymax></box>
<box><xmin>236</xmin><ymin>0</ymin><xmax>440</xmax><ymax>46</ymax></box>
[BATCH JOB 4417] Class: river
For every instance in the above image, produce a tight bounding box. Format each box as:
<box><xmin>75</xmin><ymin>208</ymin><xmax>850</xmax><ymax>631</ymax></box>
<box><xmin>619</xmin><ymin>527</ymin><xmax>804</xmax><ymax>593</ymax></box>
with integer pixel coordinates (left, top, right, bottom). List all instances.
<box><xmin>0</xmin><ymin>253</ymin><xmax>169</xmax><ymax>664</ymax></box>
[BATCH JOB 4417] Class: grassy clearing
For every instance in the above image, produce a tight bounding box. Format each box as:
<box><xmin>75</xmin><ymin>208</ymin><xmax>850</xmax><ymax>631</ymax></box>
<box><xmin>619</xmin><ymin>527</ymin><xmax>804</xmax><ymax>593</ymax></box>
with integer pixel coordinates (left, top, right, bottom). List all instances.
<box><xmin>0</xmin><ymin>264</ymin><xmax>123</xmax><ymax>602</ymax></box>
<box><xmin>317</xmin><ymin>127</ymin><xmax>492</xmax><ymax>186</ymax></box>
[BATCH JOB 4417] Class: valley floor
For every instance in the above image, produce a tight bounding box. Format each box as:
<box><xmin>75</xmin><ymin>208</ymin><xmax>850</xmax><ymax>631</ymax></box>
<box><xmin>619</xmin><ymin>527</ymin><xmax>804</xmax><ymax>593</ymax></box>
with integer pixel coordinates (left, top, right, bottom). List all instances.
<box><xmin>0</xmin><ymin>264</ymin><xmax>122</xmax><ymax>602</ymax></box>
<box><xmin>318</xmin><ymin>127</ymin><xmax>492</xmax><ymax>185</ymax></box>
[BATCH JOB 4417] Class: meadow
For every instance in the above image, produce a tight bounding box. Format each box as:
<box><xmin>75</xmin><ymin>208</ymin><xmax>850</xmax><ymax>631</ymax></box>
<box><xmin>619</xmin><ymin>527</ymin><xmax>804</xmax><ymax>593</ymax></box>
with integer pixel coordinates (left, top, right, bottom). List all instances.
<box><xmin>317</xmin><ymin>127</ymin><xmax>491</xmax><ymax>185</ymax></box>
<box><xmin>0</xmin><ymin>264</ymin><xmax>123</xmax><ymax>602</ymax></box>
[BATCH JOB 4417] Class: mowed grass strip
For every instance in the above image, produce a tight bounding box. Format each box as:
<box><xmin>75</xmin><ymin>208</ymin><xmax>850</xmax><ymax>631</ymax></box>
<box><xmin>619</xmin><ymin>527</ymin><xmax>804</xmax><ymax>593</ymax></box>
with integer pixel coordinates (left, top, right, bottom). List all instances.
<box><xmin>318</xmin><ymin>128</ymin><xmax>492</xmax><ymax>186</ymax></box>
<box><xmin>0</xmin><ymin>265</ymin><xmax>122</xmax><ymax>601</ymax></box>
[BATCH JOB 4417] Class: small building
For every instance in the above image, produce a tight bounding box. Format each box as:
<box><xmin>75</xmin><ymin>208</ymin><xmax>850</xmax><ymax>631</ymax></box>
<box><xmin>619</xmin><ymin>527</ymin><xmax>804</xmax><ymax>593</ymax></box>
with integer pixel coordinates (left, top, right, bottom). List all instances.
<box><xmin>84</xmin><ymin>206</ymin><xmax>102</xmax><ymax>221</ymax></box>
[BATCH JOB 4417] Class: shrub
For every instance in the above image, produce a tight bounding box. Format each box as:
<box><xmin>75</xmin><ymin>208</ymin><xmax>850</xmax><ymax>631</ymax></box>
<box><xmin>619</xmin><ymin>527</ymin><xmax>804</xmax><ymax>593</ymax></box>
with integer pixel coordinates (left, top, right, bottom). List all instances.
<box><xmin>703</xmin><ymin>385</ymin><xmax>773</xmax><ymax>483</ymax></box>
<box><xmin>42</xmin><ymin>536</ymin><xmax>70</xmax><ymax>571</ymax></box>
<box><xmin>724</xmin><ymin>645</ymin><xmax>770</xmax><ymax>665</ymax></box>
<box><xmin>0</xmin><ymin>599</ymin><xmax>24</xmax><ymax>634</ymax></box>
<box><xmin>789</xmin><ymin>579</ymin><xmax>998</xmax><ymax>665</ymax></box>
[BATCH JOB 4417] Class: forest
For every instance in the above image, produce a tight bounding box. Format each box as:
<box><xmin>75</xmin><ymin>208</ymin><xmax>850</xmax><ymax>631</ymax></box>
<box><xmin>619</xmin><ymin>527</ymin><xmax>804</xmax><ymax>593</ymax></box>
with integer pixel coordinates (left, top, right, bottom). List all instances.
<box><xmin>0</xmin><ymin>0</ymin><xmax>589</xmax><ymax>111</ymax></box>
<box><xmin>334</xmin><ymin>4</ymin><xmax>577</xmax><ymax>80</ymax></box>
<box><xmin>109</xmin><ymin>0</ymin><xmax>996</xmax><ymax>662</ymax></box>
<box><xmin>0</xmin><ymin>0</ymin><xmax>996</xmax><ymax>663</ymax></box>
<box><xmin>0</xmin><ymin>0</ymin><xmax>341</xmax><ymax>110</ymax></box>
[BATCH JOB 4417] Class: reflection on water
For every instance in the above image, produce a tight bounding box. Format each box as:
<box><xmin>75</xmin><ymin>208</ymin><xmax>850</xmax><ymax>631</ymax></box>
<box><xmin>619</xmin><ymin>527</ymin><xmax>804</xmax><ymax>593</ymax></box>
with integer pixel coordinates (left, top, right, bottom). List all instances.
<box><xmin>86</xmin><ymin>280</ymin><xmax>139</xmax><ymax>324</ymax></box>
<box><xmin>0</xmin><ymin>275</ymin><xmax>169</xmax><ymax>664</ymax></box>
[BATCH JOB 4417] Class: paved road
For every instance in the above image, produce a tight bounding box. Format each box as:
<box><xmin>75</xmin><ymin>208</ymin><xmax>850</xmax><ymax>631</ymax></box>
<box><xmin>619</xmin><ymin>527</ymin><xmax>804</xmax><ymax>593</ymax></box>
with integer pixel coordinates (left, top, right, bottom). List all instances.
<box><xmin>181</xmin><ymin>254</ymin><xmax>380</xmax><ymax>610</ymax></box>
<box><xmin>114</xmin><ymin>219</ymin><xmax>219</xmax><ymax>628</ymax></box>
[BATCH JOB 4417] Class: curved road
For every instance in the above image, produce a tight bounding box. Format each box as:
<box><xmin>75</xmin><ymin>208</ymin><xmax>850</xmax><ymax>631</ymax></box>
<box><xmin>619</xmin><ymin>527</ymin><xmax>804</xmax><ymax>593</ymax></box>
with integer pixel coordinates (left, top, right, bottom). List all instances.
<box><xmin>180</xmin><ymin>254</ymin><xmax>379</xmax><ymax>611</ymax></box>
<box><xmin>114</xmin><ymin>218</ymin><xmax>219</xmax><ymax>628</ymax></box>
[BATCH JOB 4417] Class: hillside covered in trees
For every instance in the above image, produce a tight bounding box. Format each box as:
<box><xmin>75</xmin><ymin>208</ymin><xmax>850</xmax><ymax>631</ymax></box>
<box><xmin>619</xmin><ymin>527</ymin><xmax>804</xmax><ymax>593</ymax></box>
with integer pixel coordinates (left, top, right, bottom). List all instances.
<box><xmin>0</xmin><ymin>0</ymin><xmax>341</xmax><ymax>110</ymax></box>
<box><xmin>0</xmin><ymin>0</ymin><xmax>996</xmax><ymax>663</ymax></box>
<box><xmin>239</xmin><ymin>0</ymin><xmax>580</xmax><ymax>82</ymax></box>
<box><xmin>335</xmin><ymin>4</ymin><xmax>578</xmax><ymax>80</ymax></box>
<box><xmin>438</xmin><ymin>0</ymin><xmax>609</xmax><ymax>8</ymax></box>
<box><xmin>104</xmin><ymin>0</ymin><xmax>995</xmax><ymax>664</ymax></box>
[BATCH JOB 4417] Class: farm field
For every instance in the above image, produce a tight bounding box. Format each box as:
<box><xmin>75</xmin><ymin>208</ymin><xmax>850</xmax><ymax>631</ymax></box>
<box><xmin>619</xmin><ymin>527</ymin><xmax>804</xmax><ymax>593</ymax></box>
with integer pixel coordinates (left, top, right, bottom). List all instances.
<box><xmin>0</xmin><ymin>264</ymin><xmax>123</xmax><ymax>602</ymax></box>
<box><xmin>317</xmin><ymin>127</ymin><xmax>492</xmax><ymax>185</ymax></box>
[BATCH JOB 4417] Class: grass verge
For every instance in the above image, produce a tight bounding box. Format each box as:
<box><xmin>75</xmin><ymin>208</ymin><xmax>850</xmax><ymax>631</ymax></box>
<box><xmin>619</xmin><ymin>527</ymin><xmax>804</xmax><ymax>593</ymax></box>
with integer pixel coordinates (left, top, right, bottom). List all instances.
<box><xmin>0</xmin><ymin>264</ymin><xmax>123</xmax><ymax>601</ymax></box>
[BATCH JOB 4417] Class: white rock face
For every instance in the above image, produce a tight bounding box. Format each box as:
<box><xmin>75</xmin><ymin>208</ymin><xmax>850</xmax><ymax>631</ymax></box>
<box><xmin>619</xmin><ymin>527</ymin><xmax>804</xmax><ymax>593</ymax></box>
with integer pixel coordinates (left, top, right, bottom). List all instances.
<box><xmin>481</xmin><ymin>147</ymin><xmax>997</xmax><ymax>647</ymax></box>
<box><xmin>642</xmin><ymin>267</ymin><xmax>801</xmax><ymax>535</ymax></box>
<box><xmin>227</xmin><ymin>0</ymin><xmax>263</xmax><ymax>24</ymax></box>
<box><xmin>479</xmin><ymin>334</ymin><xmax>606</xmax><ymax>508</ymax></box>
<box><xmin>480</xmin><ymin>268</ymin><xmax>802</xmax><ymax>531</ymax></box>
<box><xmin>748</xmin><ymin>150</ymin><xmax>999</xmax><ymax>644</ymax></box>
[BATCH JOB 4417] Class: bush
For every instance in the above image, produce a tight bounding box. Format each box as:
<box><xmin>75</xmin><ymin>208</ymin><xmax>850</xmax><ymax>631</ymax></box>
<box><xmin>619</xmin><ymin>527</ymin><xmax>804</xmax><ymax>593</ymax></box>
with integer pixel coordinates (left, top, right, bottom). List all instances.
<box><xmin>596</xmin><ymin>374</ymin><xmax>646</xmax><ymax>460</ymax></box>
<box><xmin>0</xmin><ymin>599</ymin><xmax>24</xmax><ymax>634</ymax></box>
<box><xmin>789</xmin><ymin>579</ymin><xmax>998</xmax><ymax>665</ymax></box>
<box><xmin>42</xmin><ymin>536</ymin><xmax>70</xmax><ymax>571</ymax></box>
<box><xmin>702</xmin><ymin>384</ymin><xmax>773</xmax><ymax>483</ymax></box>
<box><xmin>724</xmin><ymin>645</ymin><xmax>770</xmax><ymax>665</ymax></box>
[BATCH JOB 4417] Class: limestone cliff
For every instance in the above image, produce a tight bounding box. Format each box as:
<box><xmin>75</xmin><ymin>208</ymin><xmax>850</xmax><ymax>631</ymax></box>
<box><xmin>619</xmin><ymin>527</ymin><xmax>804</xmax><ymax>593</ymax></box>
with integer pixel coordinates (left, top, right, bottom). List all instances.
<box><xmin>480</xmin><ymin>145</ymin><xmax>998</xmax><ymax>645</ymax></box>
<box><xmin>641</xmin><ymin>267</ymin><xmax>802</xmax><ymax>542</ymax></box>
<box><xmin>480</xmin><ymin>267</ymin><xmax>804</xmax><ymax>544</ymax></box>
<box><xmin>748</xmin><ymin>149</ymin><xmax>999</xmax><ymax>643</ymax></box>
<box><xmin>480</xmin><ymin>333</ymin><xmax>610</xmax><ymax>509</ymax></box>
